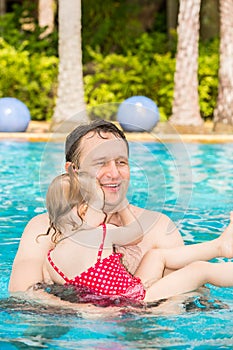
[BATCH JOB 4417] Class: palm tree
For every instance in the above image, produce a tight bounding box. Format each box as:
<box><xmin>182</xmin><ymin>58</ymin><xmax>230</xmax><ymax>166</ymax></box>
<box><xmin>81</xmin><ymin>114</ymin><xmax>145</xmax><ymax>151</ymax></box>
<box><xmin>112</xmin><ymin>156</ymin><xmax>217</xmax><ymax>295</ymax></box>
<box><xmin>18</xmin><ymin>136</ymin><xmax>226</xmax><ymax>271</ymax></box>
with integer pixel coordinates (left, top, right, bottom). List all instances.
<box><xmin>38</xmin><ymin>0</ymin><xmax>55</xmax><ymax>37</ymax></box>
<box><xmin>170</xmin><ymin>0</ymin><xmax>204</xmax><ymax>129</ymax></box>
<box><xmin>166</xmin><ymin>0</ymin><xmax>179</xmax><ymax>46</ymax></box>
<box><xmin>0</xmin><ymin>0</ymin><xmax>6</xmax><ymax>15</ymax></box>
<box><xmin>51</xmin><ymin>0</ymin><xmax>87</xmax><ymax>132</ymax></box>
<box><xmin>213</xmin><ymin>0</ymin><xmax>233</xmax><ymax>130</ymax></box>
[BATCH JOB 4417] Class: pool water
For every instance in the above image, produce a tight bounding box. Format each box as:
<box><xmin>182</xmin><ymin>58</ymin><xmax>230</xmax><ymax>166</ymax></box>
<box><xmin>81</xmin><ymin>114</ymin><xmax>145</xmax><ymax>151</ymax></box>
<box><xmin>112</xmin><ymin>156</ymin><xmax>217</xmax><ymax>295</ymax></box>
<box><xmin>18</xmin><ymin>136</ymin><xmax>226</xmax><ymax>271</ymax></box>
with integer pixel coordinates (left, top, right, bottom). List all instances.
<box><xmin>1</xmin><ymin>140</ymin><xmax>233</xmax><ymax>349</ymax></box>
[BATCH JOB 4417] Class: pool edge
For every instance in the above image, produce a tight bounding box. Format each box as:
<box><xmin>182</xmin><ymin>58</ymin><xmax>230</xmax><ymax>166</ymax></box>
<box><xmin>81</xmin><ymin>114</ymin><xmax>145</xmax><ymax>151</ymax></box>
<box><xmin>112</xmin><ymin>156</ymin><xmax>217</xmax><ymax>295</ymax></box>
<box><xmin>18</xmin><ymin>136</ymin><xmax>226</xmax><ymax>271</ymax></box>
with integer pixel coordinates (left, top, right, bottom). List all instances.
<box><xmin>0</xmin><ymin>132</ymin><xmax>233</xmax><ymax>143</ymax></box>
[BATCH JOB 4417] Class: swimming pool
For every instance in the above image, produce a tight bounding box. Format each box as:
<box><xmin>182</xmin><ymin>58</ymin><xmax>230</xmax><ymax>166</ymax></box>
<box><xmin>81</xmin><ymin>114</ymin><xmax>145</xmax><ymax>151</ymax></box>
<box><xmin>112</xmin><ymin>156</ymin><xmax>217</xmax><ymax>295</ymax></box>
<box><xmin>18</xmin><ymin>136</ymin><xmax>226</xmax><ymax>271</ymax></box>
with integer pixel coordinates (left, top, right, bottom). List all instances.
<box><xmin>1</xmin><ymin>140</ymin><xmax>233</xmax><ymax>349</ymax></box>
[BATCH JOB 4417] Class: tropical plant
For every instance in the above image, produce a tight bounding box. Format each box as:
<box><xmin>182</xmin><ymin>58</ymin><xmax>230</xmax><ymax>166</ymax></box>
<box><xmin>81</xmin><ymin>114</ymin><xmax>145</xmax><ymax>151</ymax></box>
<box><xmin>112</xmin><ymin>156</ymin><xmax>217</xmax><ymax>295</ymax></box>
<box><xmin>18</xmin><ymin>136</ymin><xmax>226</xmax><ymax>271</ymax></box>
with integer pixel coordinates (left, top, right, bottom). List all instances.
<box><xmin>0</xmin><ymin>1</ymin><xmax>58</xmax><ymax>56</ymax></box>
<box><xmin>38</xmin><ymin>0</ymin><xmax>56</xmax><ymax>37</ymax></box>
<box><xmin>0</xmin><ymin>38</ymin><xmax>58</xmax><ymax>120</ymax></box>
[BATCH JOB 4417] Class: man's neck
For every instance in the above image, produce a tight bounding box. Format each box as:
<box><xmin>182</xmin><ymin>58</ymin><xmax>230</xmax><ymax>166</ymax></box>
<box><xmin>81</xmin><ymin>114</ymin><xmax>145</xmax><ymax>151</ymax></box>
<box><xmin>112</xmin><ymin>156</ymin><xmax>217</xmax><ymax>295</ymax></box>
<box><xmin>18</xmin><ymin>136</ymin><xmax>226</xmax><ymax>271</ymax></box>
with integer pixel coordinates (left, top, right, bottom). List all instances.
<box><xmin>105</xmin><ymin>212</ymin><xmax>123</xmax><ymax>226</ymax></box>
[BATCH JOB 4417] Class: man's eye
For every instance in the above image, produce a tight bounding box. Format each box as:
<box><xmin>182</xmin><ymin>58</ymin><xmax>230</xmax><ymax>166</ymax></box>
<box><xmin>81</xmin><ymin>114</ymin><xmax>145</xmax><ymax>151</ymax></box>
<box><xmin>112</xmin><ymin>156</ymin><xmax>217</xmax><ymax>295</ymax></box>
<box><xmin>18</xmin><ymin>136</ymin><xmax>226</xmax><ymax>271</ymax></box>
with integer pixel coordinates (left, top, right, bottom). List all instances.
<box><xmin>116</xmin><ymin>160</ymin><xmax>128</xmax><ymax>166</ymax></box>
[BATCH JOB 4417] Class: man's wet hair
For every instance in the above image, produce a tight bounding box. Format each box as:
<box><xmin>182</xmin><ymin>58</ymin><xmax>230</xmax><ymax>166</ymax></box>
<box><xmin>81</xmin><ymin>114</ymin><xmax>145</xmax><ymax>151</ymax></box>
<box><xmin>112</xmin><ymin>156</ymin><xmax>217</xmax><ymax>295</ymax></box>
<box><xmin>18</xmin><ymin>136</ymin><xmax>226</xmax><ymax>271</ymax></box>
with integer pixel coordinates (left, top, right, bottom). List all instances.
<box><xmin>65</xmin><ymin>119</ymin><xmax>129</xmax><ymax>163</ymax></box>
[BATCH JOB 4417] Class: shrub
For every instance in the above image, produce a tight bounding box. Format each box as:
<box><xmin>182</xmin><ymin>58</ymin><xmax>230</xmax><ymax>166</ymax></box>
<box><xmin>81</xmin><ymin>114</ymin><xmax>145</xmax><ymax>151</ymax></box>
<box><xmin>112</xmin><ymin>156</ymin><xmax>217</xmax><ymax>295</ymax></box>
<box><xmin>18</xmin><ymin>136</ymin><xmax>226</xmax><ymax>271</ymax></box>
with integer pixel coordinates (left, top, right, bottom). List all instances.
<box><xmin>84</xmin><ymin>39</ymin><xmax>219</xmax><ymax>121</ymax></box>
<box><xmin>198</xmin><ymin>53</ymin><xmax>219</xmax><ymax>120</ymax></box>
<box><xmin>0</xmin><ymin>2</ymin><xmax>58</xmax><ymax>57</ymax></box>
<box><xmin>0</xmin><ymin>27</ymin><xmax>219</xmax><ymax>121</ymax></box>
<box><xmin>84</xmin><ymin>47</ymin><xmax>176</xmax><ymax>121</ymax></box>
<box><xmin>0</xmin><ymin>39</ymin><xmax>58</xmax><ymax>120</ymax></box>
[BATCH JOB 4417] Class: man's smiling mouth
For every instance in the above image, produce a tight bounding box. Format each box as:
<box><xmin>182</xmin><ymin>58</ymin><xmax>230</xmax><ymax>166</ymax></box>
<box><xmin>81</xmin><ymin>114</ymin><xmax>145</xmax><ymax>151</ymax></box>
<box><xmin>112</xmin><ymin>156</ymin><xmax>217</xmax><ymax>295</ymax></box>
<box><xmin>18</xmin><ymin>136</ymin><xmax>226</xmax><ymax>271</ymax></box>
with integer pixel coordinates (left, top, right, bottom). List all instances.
<box><xmin>102</xmin><ymin>183</ymin><xmax>120</xmax><ymax>189</ymax></box>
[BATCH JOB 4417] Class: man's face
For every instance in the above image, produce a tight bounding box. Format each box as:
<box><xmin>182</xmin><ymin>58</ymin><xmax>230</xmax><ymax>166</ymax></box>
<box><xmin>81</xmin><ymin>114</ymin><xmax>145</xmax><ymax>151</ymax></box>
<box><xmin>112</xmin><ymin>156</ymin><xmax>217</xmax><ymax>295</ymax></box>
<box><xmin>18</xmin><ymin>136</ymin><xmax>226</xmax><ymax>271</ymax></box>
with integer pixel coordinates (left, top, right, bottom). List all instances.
<box><xmin>78</xmin><ymin>132</ymin><xmax>130</xmax><ymax>212</ymax></box>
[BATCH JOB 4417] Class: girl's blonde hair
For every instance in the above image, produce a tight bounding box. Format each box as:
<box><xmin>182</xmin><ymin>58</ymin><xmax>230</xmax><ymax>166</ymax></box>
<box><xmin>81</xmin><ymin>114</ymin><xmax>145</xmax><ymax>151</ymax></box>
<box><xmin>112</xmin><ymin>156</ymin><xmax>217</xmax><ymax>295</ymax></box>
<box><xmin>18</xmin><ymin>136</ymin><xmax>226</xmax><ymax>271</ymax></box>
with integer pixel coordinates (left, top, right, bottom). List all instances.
<box><xmin>44</xmin><ymin>165</ymin><xmax>86</xmax><ymax>243</ymax></box>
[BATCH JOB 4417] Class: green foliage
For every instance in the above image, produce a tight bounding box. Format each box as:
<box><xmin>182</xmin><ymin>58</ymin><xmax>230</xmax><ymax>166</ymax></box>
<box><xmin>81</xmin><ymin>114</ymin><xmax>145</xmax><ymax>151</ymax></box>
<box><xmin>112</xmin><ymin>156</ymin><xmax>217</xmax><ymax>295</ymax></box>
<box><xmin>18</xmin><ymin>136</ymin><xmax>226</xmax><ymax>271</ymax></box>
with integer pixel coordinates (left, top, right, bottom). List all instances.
<box><xmin>84</xmin><ymin>47</ymin><xmax>175</xmax><ymax>121</ymax></box>
<box><xmin>82</xmin><ymin>0</ymin><xmax>144</xmax><ymax>62</ymax></box>
<box><xmin>199</xmin><ymin>38</ymin><xmax>219</xmax><ymax>56</ymax></box>
<box><xmin>0</xmin><ymin>39</ymin><xmax>58</xmax><ymax>120</ymax></box>
<box><xmin>0</xmin><ymin>2</ymin><xmax>58</xmax><ymax>56</ymax></box>
<box><xmin>84</xmin><ymin>36</ymin><xmax>220</xmax><ymax>121</ymax></box>
<box><xmin>0</xmin><ymin>2</ymin><xmax>220</xmax><ymax>121</ymax></box>
<box><xmin>198</xmin><ymin>52</ymin><xmax>219</xmax><ymax>119</ymax></box>
<box><xmin>133</xmin><ymin>32</ymin><xmax>171</xmax><ymax>57</ymax></box>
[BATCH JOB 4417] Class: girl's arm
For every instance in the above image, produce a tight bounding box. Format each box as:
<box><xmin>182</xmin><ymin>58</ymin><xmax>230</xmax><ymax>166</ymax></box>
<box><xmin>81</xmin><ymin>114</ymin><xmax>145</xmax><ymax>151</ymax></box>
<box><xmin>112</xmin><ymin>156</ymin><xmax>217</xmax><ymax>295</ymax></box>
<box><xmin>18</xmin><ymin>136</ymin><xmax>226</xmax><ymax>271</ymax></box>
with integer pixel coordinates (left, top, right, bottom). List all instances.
<box><xmin>106</xmin><ymin>205</ymin><xmax>144</xmax><ymax>245</ymax></box>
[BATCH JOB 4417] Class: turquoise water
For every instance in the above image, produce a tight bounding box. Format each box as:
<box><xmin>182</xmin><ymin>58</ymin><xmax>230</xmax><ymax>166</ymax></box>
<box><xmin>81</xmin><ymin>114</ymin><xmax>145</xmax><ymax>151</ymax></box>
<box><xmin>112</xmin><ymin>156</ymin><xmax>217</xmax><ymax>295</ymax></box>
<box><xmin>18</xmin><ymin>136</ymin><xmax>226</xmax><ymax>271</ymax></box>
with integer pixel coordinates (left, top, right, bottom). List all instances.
<box><xmin>1</xmin><ymin>140</ymin><xmax>233</xmax><ymax>349</ymax></box>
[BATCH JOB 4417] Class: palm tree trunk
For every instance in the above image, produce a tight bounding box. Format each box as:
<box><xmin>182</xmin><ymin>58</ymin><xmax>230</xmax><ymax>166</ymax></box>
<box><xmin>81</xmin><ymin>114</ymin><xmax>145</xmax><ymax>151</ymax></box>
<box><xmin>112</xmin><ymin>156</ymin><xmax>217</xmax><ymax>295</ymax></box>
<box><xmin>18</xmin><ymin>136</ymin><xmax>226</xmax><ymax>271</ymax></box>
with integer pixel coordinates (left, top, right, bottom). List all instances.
<box><xmin>170</xmin><ymin>0</ymin><xmax>204</xmax><ymax>129</ymax></box>
<box><xmin>166</xmin><ymin>0</ymin><xmax>179</xmax><ymax>44</ymax></box>
<box><xmin>51</xmin><ymin>0</ymin><xmax>87</xmax><ymax>132</ymax></box>
<box><xmin>213</xmin><ymin>0</ymin><xmax>233</xmax><ymax>131</ymax></box>
<box><xmin>38</xmin><ymin>0</ymin><xmax>55</xmax><ymax>37</ymax></box>
<box><xmin>0</xmin><ymin>0</ymin><xmax>6</xmax><ymax>15</ymax></box>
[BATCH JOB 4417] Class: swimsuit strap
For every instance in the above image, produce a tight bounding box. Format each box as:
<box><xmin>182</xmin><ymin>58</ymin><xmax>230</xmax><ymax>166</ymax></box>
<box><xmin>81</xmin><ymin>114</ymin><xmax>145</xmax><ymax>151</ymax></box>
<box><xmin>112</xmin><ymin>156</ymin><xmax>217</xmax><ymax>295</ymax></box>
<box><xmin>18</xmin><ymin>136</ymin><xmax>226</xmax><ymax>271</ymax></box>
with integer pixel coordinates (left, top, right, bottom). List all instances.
<box><xmin>97</xmin><ymin>223</ymin><xmax>107</xmax><ymax>261</ymax></box>
<box><xmin>47</xmin><ymin>223</ymin><xmax>107</xmax><ymax>282</ymax></box>
<box><xmin>47</xmin><ymin>249</ymin><xmax>71</xmax><ymax>283</ymax></box>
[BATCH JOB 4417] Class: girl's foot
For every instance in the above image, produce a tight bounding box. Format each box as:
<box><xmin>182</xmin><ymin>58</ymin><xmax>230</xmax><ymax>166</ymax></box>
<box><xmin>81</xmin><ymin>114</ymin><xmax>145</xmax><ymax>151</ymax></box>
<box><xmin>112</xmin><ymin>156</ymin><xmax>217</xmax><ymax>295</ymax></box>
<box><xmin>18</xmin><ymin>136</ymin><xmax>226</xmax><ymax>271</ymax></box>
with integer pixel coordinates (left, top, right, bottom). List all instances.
<box><xmin>219</xmin><ymin>212</ymin><xmax>233</xmax><ymax>258</ymax></box>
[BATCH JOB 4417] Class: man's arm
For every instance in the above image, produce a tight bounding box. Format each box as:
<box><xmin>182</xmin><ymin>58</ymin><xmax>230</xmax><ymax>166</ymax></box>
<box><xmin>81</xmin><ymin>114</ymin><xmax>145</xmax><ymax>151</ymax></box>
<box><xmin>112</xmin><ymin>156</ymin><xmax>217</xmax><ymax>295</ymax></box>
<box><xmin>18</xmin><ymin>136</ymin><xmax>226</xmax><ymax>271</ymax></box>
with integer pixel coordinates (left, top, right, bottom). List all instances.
<box><xmin>9</xmin><ymin>213</ymin><xmax>53</xmax><ymax>293</ymax></box>
<box><xmin>106</xmin><ymin>204</ymin><xmax>184</xmax><ymax>250</ymax></box>
<box><xmin>137</xmin><ymin>209</ymin><xmax>184</xmax><ymax>253</ymax></box>
<box><xmin>134</xmin><ymin>208</ymin><xmax>184</xmax><ymax>276</ymax></box>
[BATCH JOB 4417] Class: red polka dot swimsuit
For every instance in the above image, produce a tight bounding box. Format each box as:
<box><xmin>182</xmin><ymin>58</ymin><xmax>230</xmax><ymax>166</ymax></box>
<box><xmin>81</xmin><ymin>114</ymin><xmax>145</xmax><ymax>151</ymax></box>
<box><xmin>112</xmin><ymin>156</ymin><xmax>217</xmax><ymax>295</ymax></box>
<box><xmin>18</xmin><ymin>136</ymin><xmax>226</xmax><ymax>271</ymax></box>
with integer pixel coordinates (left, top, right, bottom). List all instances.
<box><xmin>47</xmin><ymin>223</ymin><xmax>145</xmax><ymax>301</ymax></box>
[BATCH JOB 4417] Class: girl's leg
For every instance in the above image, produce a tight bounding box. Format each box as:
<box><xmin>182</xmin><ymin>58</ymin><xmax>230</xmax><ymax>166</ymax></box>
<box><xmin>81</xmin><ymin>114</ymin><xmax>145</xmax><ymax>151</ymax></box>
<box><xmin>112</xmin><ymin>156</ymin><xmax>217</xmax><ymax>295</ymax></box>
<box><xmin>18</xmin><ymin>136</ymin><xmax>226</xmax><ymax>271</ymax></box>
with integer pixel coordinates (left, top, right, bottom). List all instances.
<box><xmin>135</xmin><ymin>212</ymin><xmax>233</xmax><ymax>287</ymax></box>
<box><xmin>144</xmin><ymin>261</ymin><xmax>233</xmax><ymax>302</ymax></box>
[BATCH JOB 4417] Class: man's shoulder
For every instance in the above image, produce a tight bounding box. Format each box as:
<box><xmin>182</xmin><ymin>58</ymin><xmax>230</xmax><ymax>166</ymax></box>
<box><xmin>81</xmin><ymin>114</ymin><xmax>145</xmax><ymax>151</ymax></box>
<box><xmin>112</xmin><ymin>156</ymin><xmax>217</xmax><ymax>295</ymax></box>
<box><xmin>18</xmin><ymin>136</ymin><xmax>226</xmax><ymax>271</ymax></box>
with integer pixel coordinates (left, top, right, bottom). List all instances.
<box><xmin>129</xmin><ymin>204</ymin><xmax>167</xmax><ymax>218</ymax></box>
<box><xmin>129</xmin><ymin>204</ymin><xmax>171</xmax><ymax>227</ymax></box>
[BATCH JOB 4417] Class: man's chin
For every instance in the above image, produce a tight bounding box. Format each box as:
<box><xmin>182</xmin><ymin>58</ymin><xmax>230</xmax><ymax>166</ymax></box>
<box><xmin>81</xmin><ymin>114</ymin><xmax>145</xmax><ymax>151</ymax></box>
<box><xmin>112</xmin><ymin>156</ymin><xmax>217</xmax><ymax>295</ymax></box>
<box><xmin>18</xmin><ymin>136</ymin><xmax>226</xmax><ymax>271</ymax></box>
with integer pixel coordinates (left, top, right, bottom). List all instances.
<box><xmin>103</xmin><ymin>186</ymin><xmax>129</xmax><ymax>213</ymax></box>
<box><xmin>103</xmin><ymin>200</ymin><xmax>124</xmax><ymax>213</ymax></box>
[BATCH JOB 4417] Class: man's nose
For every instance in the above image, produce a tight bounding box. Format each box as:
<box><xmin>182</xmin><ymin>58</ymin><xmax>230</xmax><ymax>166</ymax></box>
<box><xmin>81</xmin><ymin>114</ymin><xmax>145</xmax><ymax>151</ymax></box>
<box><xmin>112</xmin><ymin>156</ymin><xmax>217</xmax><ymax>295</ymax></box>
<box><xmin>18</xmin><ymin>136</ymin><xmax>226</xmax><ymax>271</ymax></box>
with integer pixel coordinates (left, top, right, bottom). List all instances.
<box><xmin>106</xmin><ymin>160</ymin><xmax>120</xmax><ymax>177</ymax></box>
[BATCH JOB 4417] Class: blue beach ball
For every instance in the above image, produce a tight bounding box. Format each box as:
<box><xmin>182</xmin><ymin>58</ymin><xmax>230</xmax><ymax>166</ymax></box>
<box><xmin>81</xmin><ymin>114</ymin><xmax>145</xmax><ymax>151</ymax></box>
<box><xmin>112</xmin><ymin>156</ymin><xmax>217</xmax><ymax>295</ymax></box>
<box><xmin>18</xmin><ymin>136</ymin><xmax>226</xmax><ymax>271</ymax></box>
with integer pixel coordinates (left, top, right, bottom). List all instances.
<box><xmin>0</xmin><ymin>97</ymin><xmax>31</xmax><ymax>132</ymax></box>
<box><xmin>117</xmin><ymin>96</ymin><xmax>159</xmax><ymax>132</ymax></box>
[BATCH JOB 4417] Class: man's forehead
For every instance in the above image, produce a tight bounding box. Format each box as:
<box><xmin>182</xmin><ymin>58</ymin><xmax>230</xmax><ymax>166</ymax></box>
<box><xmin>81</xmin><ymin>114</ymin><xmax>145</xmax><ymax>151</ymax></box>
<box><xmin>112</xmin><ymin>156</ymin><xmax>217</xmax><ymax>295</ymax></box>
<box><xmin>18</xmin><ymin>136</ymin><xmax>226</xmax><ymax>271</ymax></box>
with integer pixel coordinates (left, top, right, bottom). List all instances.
<box><xmin>80</xmin><ymin>132</ymin><xmax>128</xmax><ymax>160</ymax></box>
<box><xmin>82</xmin><ymin>130</ymin><xmax>118</xmax><ymax>141</ymax></box>
<box><xmin>81</xmin><ymin>131</ymin><xmax>126</xmax><ymax>148</ymax></box>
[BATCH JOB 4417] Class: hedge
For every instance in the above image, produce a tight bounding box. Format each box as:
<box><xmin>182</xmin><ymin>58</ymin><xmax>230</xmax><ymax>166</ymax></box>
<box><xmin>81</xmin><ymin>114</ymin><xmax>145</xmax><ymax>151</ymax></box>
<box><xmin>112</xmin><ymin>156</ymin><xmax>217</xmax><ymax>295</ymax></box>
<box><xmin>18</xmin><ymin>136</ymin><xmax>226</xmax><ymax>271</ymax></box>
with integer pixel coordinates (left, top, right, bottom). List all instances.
<box><xmin>0</xmin><ymin>37</ymin><xmax>219</xmax><ymax>121</ymax></box>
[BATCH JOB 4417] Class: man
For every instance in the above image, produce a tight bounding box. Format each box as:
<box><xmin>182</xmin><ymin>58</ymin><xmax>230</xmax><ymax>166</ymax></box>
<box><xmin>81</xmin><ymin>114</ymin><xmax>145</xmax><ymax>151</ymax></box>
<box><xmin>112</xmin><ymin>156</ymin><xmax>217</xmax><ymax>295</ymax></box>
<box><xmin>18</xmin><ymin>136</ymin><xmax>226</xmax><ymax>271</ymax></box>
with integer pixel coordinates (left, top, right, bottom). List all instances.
<box><xmin>9</xmin><ymin>120</ymin><xmax>184</xmax><ymax>294</ymax></box>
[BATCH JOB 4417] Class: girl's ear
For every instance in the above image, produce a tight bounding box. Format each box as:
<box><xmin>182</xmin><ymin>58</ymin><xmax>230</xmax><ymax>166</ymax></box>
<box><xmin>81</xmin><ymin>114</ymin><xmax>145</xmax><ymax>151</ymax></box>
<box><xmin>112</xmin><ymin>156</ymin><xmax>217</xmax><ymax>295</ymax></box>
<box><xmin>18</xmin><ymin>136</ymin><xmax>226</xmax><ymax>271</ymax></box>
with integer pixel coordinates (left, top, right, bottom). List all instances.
<box><xmin>78</xmin><ymin>203</ymin><xmax>88</xmax><ymax>219</ymax></box>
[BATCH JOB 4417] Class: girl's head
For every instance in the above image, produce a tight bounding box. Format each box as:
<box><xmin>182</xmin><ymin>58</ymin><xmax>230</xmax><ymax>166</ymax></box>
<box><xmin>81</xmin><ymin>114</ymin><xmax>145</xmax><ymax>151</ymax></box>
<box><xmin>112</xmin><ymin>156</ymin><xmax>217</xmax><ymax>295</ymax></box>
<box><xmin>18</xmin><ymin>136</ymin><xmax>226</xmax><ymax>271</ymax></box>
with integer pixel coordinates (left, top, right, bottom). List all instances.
<box><xmin>46</xmin><ymin>167</ymin><xmax>85</xmax><ymax>243</ymax></box>
<box><xmin>46</xmin><ymin>165</ymin><xmax>105</xmax><ymax>243</ymax></box>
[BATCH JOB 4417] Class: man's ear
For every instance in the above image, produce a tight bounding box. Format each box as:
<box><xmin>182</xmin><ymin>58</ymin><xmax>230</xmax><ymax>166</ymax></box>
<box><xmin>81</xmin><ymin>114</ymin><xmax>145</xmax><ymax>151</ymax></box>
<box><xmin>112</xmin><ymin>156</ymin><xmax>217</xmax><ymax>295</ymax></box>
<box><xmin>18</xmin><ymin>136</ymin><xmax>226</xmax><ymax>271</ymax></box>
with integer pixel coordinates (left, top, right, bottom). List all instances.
<box><xmin>65</xmin><ymin>161</ymin><xmax>73</xmax><ymax>173</ymax></box>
